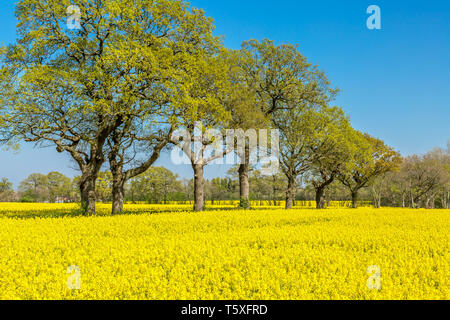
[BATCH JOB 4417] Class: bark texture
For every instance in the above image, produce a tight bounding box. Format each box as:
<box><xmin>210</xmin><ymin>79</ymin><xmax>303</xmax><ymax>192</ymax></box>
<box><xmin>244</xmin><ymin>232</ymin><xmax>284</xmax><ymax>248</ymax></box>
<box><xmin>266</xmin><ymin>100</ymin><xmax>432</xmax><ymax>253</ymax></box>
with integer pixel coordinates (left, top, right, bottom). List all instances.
<box><xmin>285</xmin><ymin>176</ymin><xmax>296</xmax><ymax>209</ymax></box>
<box><xmin>238</xmin><ymin>145</ymin><xmax>251</xmax><ymax>209</ymax></box>
<box><xmin>193</xmin><ymin>163</ymin><xmax>205</xmax><ymax>212</ymax></box>
<box><xmin>315</xmin><ymin>187</ymin><xmax>326</xmax><ymax>209</ymax></box>
<box><xmin>351</xmin><ymin>191</ymin><xmax>359</xmax><ymax>208</ymax></box>
<box><xmin>79</xmin><ymin>172</ymin><xmax>97</xmax><ymax>215</ymax></box>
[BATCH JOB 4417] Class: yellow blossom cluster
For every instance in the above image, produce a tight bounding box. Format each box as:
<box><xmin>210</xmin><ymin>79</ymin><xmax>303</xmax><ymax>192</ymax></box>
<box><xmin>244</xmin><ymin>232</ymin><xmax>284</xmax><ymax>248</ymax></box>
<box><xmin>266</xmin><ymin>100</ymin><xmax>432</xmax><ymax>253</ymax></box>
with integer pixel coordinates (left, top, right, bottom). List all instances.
<box><xmin>0</xmin><ymin>205</ymin><xmax>448</xmax><ymax>300</ymax></box>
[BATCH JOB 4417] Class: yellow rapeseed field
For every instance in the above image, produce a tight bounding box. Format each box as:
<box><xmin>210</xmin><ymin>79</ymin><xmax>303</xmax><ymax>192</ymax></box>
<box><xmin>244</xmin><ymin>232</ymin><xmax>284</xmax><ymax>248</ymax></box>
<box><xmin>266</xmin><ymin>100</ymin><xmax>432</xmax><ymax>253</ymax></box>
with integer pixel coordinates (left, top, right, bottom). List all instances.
<box><xmin>0</xmin><ymin>204</ymin><xmax>448</xmax><ymax>300</ymax></box>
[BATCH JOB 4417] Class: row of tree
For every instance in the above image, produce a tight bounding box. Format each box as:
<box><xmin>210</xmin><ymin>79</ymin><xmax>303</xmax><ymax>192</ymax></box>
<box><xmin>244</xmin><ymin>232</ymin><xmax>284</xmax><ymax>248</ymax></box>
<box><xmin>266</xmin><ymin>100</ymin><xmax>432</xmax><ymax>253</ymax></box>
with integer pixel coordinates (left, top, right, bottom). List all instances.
<box><xmin>0</xmin><ymin>0</ymin><xmax>444</xmax><ymax>214</ymax></box>
<box><xmin>2</xmin><ymin>142</ymin><xmax>448</xmax><ymax>209</ymax></box>
<box><xmin>369</xmin><ymin>146</ymin><xmax>450</xmax><ymax>209</ymax></box>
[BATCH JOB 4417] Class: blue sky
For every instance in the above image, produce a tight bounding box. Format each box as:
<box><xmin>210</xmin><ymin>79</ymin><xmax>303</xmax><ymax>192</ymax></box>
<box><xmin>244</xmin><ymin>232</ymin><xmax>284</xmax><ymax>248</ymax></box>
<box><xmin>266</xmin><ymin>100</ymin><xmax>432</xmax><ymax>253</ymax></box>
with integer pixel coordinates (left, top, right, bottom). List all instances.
<box><xmin>1</xmin><ymin>0</ymin><xmax>449</xmax><ymax>187</ymax></box>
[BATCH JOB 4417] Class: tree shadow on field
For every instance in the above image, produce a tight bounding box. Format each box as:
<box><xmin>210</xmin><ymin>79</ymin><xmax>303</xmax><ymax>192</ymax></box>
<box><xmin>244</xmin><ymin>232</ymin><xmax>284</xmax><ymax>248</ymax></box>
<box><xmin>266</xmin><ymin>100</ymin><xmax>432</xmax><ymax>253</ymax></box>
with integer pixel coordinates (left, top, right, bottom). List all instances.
<box><xmin>0</xmin><ymin>207</ymin><xmax>93</xmax><ymax>220</ymax></box>
<box><xmin>0</xmin><ymin>204</ymin><xmax>326</xmax><ymax>220</ymax></box>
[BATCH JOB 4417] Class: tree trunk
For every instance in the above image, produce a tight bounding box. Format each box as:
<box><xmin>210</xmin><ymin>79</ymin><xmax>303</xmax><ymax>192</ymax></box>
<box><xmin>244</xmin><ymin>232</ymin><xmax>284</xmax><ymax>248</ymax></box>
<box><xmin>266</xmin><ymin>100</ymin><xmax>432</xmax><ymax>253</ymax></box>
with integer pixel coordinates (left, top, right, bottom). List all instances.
<box><xmin>425</xmin><ymin>196</ymin><xmax>431</xmax><ymax>209</ymax></box>
<box><xmin>238</xmin><ymin>146</ymin><xmax>250</xmax><ymax>209</ymax></box>
<box><xmin>444</xmin><ymin>191</ymin><xmax>449</xmax><ymax>209</ymax></box>
<box><xmin>109</xmin><ymin>155</ymin><xmax>125</xmax><ymax>214</ymax></box>
<box><xmin>447</xmin><ymin>191</ymin><xmax>450</xmax><ymax>209</ymax></box>
<box><xmin>351</xmin><ymin>190</ymin><xmax>359</xmax><ymax>208</ymax></box>
<box><xmin>314</xmin><ymin>175</ymin><xmax>335</xmax><ymax>209</ymax></box>
<box><xmin>285</xmin><ymin>176</ymin><xmax>296</xmax><ymax>209</ymax></box>
<box><xmin>441</xmin><ymin>192</ymin><xmax>446</xmax><ymax>209</ymax></box>
<box><xmin>239</xmin><ymin>163</ymin><xmax>250</xmax><ymax>209</ymax></box>
<box><xmin>315</xmin><ymin>187</ymin><xmax>326</xmax><ymax>209</ymax></box>
<box><xmin>112</xmin><ymin>178</ymin><xmax>125</xmax><ymax>215</ymax></box>
<box><xmin>193</xmin><ymin>164</ymin><xmax>205</xmax><ymax>212</ymax></box>
<box><xmin>372</xmin><ymin>188</ymin><xmax>381</xmax><ymax>209</ymax></box>
<box><xmin>108</xmin><ymin>125</ymin><xmax>169</xmax><ymax>214</ymax></box>
<box><xmin>80</xmin><ymin>173</ymin><xmax>96</xmax><ymax>215</ymax></box>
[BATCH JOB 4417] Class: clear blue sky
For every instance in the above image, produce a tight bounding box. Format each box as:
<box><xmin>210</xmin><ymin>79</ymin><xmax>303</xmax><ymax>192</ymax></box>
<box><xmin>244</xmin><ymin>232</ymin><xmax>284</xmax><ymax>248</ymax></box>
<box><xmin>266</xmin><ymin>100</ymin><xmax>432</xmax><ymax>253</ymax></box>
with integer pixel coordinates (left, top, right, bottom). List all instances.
<box><xmin>1</xmin><ymin>0</ymin><xmax>449</xmax><ymax>187</ymax></box>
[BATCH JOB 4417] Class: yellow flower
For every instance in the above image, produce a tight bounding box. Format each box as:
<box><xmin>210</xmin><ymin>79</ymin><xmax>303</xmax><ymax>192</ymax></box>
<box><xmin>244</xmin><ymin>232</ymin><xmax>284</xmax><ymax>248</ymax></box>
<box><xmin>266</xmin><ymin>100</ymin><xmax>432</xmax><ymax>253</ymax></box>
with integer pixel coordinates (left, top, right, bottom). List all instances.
<box><xmin>0</xmin><ymin>204</ymin><xmax>448</xmax><ymax>300</ymax></box>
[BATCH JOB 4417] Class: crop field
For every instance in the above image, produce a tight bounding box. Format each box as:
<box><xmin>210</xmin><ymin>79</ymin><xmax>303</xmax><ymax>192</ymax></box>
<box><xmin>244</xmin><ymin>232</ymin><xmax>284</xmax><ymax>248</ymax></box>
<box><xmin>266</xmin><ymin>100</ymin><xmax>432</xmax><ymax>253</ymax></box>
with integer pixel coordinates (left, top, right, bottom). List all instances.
<box><xmin>0</xmin><ymin>204</ymin><xmax>448</xmax><ymax>300</ymax></box>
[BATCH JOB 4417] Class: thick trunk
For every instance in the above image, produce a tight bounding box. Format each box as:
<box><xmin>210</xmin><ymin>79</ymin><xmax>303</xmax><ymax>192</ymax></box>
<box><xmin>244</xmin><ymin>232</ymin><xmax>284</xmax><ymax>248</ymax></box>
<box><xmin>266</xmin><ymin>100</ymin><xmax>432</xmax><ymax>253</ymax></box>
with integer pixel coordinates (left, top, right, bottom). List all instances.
<box><xmin>77</xmin><ymin>146</ymin><xmax>107</xmax><ymax>215</ymax></box>
<box><xmin>109</xmin><ymin>156</ymin><xmax>125</xmax><ymax>214</ymax></box>
<box><xmin>238</xmin><ymin>163</ymin><xmax>250</xmax><ymax>209</ymax></box>
<box><xmin>80</xmin><ymin>174</ymin><xmax>96</xmax><ymax>215</ymax></box>
<box><xmin>285</xmin><ymin>176</ymin><xmax>296</xmax><ymax>209</ymax></box>
<box><xmin>351</xmin><ymin>190</ymin><xmax>359</xmax><ymax>208</ymax></box>
<box><xmin>314</xmin><ymin>175</ymin><xmax>335</xmax><ymax>209</ymax></box>
<box><xmin>76</xmin><ymin>117</ymin><xmax>121</xmax><ymax>215</ymax></box>
<box><xmin>315</xmin><ymin>187</ymin><xmax>326</xmax><ymax>209</ymax></box>
<box><xmin>112</xmin><ymin>177</ymin><xmax>125</xmax><ymax>215</ymax></box>
<box><xmin>238</xmin><ymin>146</ymin><xmax>250</xmax><ymax>209</ymax></box>
<box><xmin>193</xmin><ymin>164</ymin><xmax>205</xmax><ymax>212</ymax></box>
<box><xmin>108</xmin><ymin>126</ymin><xmax>169</xmax><ymax>213</ymax></box>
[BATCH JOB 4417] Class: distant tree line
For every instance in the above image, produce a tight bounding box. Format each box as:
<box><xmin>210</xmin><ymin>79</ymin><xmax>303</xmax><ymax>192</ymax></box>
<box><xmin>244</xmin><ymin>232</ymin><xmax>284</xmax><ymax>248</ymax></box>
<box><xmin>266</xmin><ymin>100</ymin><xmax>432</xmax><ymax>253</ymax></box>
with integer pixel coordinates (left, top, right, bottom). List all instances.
<box><xmin>0</xmin><ymin>1</ymin><xmax>447</xmax><ymax>213</ymax></box>
<box><xmin>0</xmin><ymin>172</ymin><xmax>76</xmax><ymax>203</ymax></box>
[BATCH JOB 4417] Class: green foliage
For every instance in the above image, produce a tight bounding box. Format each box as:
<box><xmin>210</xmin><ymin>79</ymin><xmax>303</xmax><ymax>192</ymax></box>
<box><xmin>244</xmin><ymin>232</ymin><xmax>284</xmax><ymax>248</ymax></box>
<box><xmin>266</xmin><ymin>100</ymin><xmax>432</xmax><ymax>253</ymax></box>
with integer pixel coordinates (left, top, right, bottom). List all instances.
<box><xmin>249</xmin><ymin>170</ymin><xmax>287</xmax><ymax>203</ymax></box>
<box><xmin>19</xmin><ymin>195</ymin><xmax>35</xmax><ymax>203</ymax></box>
<box><xmin>0</xmin><ymin>178</ymin><xmax>16</xmax><ymax>202</ymax></box>
<box><xmin>240</xmin><ymin>39</ymin><xmax>338</xmax><ymax>117</ymax></box>
<box><xmin>18</xmin><ymin>172</ymin><xmax>74</xmax><ymax>203</ymax></box>
<box><xmin>0</xmin><ymin>178</ymin><xmax>13</xmax><ymax>193</ymax></box>
<box><xmin>96</xmin><ymin>171</ymin><xmax>113</xmax><ymax>203</ymax></box>
<box><xmin>338</xmin><ymin>131</ymin><xmax>402</xmax><ymax>207</ymax></box>
<box><xmin>47</xmin><ymin>171</ymin><xmax>73</xmax><ymax>202</ymax></box>
<box><xmin>205</xmin><ymin>177</ymin><xmax>238</xmax><ymax>202</ymax></box>
<box><xmin>126</xmin><ymin>167</ymin><xmax>183</xmax><ymax>204</ymax></box>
